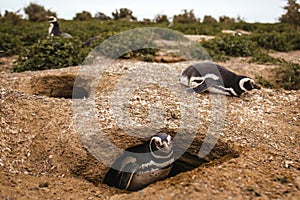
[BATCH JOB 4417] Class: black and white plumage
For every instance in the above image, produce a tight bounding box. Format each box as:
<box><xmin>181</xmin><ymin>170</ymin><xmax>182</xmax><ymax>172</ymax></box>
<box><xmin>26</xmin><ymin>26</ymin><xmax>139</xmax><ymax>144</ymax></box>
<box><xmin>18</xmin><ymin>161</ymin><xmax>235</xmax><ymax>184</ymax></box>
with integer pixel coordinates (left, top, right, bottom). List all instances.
<box><xmin>179</xmin><ymin>62</ymin><xmax>261</xmax><ymax>97</ymax></box>
<box><xmin>104</xmin><ymin>132</ymin><xmax>174</xmax><ymax>191</ymax></box>
<box><xmin>48</xmin><ymin>16</ymin><xmax>72</xmax><ymax>38</ymax></box>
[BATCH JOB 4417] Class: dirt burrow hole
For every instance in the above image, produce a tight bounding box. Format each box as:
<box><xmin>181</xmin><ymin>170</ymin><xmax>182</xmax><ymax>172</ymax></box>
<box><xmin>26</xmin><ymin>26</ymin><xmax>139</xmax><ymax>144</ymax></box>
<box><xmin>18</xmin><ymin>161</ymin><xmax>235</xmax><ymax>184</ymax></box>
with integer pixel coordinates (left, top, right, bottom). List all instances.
<box><xmin>30</xmin><ymin>74</ymin><xmax>90</xmax><ymax>99</ymax></box>
<box><xmin>170</xmin><ymin>138</ymin><xmax>239</xmax><ymax>177</ymax></box>
<box><xmin>72</xmin><ymin>134</ymin><xmax>239</xmax><ymax>192</ymax></box>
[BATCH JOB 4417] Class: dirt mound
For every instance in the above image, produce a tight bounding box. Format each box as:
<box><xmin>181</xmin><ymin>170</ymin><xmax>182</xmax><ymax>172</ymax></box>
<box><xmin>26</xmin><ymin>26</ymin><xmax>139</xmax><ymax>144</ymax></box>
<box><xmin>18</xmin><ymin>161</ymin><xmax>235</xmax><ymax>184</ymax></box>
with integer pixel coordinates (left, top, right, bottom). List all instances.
<box><xmin>1</xmin><ymin>58</ymin><xmax>300</xmax><ymax>199</ymax></box>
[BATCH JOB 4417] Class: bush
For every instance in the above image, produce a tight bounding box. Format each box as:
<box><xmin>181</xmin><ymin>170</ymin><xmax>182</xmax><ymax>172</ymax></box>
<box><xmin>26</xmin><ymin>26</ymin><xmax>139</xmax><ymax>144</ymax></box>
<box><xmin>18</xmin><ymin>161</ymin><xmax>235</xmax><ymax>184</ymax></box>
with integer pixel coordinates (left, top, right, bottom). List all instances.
<box><xmin>73</xmin><ymin>11</ymin><xmax>93</xmax><ymax>21</ymax></box>
<box><xmin>0</xmin><ymin>32</ymin><xmax>23</xmax><ymax>57</ymax></box>
<box><xmin>200</xmin><ymin>34</ymin><xmax>258</xmax><ymax>61</ymax></box>
<box><xmin>255</xmin><ymin>75</ymin><xmax>274</xmax><ymax>88</ymax></box>
<box><xmin>13</xmin><ymin>37</ymin><xmax>88</xmax><ymax>72</ymax></box>
<box><xmin>1</xmin><ymin>10</ymin><xmax>23</xmax><ymax>25</ymax></box>
<box><xmin>278</xmin><ymin>62</ymin><xmax>300</xmax><ymax>90</ymax></box>
<box><xmin>249</xmin><ymin>52</ymin><xmax>284</xmax><ymax>65</ymax></box>
<box><xmin>173</xmin><ymin>10</ymin><xmax>199</xmax><ymax>24</ymax></box>
<box><xmin>250</xmin><ymin>32</ymin><xmax>294</xmax><ymax>52</ymax></box>
<box><xmin>24</xmin><ymin>2</ymin><xmax>56</xmax><ymax>22</ymax></box>
<box><xmin>250</xmin><ymin>52</ymin><xmax>300</xmax><ymax>90</ymax></box>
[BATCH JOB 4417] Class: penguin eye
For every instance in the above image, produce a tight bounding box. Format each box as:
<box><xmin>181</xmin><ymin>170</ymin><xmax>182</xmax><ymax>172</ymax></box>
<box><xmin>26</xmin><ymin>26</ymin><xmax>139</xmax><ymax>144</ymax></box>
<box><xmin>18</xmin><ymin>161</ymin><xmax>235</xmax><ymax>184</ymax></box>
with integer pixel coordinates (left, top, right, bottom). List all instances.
<box><xmin>155</xmin><ymin>140</ymin><xmax>162</xmax><ymax>148</ymax></box>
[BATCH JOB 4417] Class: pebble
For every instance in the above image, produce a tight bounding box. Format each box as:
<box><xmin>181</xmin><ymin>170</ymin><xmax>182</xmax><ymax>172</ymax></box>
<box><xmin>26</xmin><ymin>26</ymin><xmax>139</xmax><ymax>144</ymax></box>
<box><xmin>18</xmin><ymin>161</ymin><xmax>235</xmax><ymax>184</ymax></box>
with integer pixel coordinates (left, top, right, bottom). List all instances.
<box><xmin>41</xmin><ymin>188</ymin><xmax>50</xmax><ymax>193</ymax></box>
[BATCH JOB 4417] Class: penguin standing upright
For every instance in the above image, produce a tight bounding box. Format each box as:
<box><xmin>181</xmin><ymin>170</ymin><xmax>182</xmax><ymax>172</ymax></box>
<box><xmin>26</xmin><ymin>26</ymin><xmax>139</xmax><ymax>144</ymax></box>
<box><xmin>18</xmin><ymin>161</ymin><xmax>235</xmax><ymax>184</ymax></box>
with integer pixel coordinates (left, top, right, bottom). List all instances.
<box><xmin>47</xmin><ymin>16</ymin><xmax>73</xmax><ymax>38</ymax></box>
<box><xmin>104</xmin><ymin>132</ymin><xmax>174</xmax><ymax>191</ymax></box>
<box><xmin>180</xmin><ymin>62</ymin><xmax>260</xmax><ymax>97</ymax></box>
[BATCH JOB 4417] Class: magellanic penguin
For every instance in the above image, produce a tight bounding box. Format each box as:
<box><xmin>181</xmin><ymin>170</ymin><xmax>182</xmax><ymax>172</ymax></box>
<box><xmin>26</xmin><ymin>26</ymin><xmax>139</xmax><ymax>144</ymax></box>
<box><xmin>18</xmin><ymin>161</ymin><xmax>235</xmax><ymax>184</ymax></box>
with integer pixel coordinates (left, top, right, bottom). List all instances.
<box><xmin>48</xmin><ymin>16</ymin><xmax>73</xmax><ymax>38</ymax></box>
<box><xmin>179</xmin><ymin>62</ymin><xmax>261</xmax><ymax>97</ymax></box>
<box><xmin>104</xmin><ymin>132</ymin><xmax>174</xmax><ymax>191</ymax></box>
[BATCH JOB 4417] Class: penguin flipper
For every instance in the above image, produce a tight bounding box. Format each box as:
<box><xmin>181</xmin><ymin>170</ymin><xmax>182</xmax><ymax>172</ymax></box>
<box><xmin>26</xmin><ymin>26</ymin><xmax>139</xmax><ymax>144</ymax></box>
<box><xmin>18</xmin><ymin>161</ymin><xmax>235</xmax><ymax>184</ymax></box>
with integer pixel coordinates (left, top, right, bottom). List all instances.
<box><xmin>118</xmin><ymin>162</ymin><xmax>140</xmax><ymax>190</ymax></box>
<box><xmin>187</xmin><ymin>78</ymin><xmax>217</xmax><ymax>93</ymax></box>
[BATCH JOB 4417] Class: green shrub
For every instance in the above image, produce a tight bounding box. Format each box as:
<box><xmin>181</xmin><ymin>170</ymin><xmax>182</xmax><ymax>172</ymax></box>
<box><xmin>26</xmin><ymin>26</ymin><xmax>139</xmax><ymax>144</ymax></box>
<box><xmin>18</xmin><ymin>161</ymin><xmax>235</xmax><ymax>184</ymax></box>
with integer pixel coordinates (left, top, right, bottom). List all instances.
<box><xmin>278</xmin><ymin>62</ymin><xmax>300</xmax><ymax>90</ymax></box>
<box><xmin>170</xmin><ymin>23</ymin><xmax>220</xmax><ymax>35</ymax></box>
<box><xmin>250</xmin><ymin>32</ymin><xmax>294</xmax><ymax>52</ymax></box>
<box><xmin>13</xmin><ymin>37</ymin><xmax>88</xmax><ymax>72</ymax></box>
<box><xmin>255</xmin><ymin>75</ymin><xmax>274</xmax><ymax>88</ymax></box>
<box><xmin>288</xmin><ymin>32</ymin><xmax>300</xmax><ymax>50</ymax></box>
<box><xmin>250</xmin><ymin>52</ymin><xmax>300</xmax><ymax>90</ymax></box>
<box><xmin>0</xmin><ymin>32</ymin><xmax>23</xmax><ymax>57</ymax></box>
<box><xmin>200</xmin><ymin>34</ymin><xmax>258</xmax><ymax>61</ymax></box>
<box><xmin>0</xmin><ymin>21</ymin><xmax>48</xmax><ymax>48</ymax></box>
<box><xmin>249</xmin><ymin>52</ymin><xmax>284</xmax><ymax>65</ymax></box>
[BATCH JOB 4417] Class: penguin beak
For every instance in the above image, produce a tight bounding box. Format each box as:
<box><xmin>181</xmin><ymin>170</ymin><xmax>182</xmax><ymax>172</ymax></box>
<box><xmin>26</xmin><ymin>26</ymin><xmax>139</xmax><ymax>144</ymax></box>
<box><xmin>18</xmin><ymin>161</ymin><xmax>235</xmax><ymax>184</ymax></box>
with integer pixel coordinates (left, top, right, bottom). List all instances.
<box><xmin>253</xmin><ymin>84</ymin><xmax>261</xmax><ymax>90</ymax></box>
<box><xmin>162</xmin><ymin>142</ymin><xmax>172</xmax><ymax>154</ymax></box>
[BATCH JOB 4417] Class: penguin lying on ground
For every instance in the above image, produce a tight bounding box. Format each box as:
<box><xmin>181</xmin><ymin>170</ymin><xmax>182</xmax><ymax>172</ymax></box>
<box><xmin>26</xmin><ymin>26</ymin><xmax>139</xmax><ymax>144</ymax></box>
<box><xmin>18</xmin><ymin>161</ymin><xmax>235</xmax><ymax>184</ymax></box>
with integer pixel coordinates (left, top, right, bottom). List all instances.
<box><xmin>179</xmin><ymin>62</ymin><xmax>261</xmax><ymax>97</ymax></box>
<box><xmin>48</xmin><ymin>16</ymin><xmax>73</xmax><ymax>38</ymax></box>
<box><xmin>104</xmin><ymin>132</ymin><xmax>174</xmax><ymax>191</ymax></box>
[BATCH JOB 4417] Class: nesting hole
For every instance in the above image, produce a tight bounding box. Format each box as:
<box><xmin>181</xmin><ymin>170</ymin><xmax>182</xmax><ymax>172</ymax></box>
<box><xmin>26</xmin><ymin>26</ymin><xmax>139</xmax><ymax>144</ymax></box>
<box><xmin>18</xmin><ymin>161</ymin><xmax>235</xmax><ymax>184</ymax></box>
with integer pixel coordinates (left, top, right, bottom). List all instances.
<box><xmin>70</xmin><ymin>136</ymin><xmax>239</xmax><ymax>192</ymax></box>
<box><xmin>30</xmin><ymin>74</ymin><xmax>89</xmax><ymax>99</ymax></box>
<box><xmin>169</xmin><ymin>138</ymin><xmax>239</xmax><ymax>177</ymax></box>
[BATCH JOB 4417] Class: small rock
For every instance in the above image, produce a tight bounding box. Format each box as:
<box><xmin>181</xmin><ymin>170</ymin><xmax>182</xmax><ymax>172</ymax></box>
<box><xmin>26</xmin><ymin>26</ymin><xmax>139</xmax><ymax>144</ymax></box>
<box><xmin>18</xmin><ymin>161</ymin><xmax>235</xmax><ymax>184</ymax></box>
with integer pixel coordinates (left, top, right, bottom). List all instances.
<box><xmin>41</xmin><ymin>188</ymin><xmax>50</xmax><ymax>193</ymax></box>
<box><xmin>285</xmin><ymin>161</ymin><xmax>293</xmax><ymax>168</ymax></box>
<box><xmin>33</xmin><ymin>186</ymin><xmax>39</xmax><ymax>190</ymax></box>
<box><xmin>39</xmin><ymin>182</ymin><xmax>49</xmax><ymax>188</ymax></box>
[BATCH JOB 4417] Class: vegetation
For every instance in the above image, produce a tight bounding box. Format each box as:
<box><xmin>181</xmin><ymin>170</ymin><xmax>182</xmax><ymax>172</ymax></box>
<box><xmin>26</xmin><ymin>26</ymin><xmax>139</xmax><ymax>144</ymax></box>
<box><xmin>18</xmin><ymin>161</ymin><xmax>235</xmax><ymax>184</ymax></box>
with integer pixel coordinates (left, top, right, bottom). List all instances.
<box><xmin>203</xmin><ymin>15</ymin><xmax>218</xmax><ymax>24</ymax></box>
<box><xmin>200</xmin><ymin>35</ymin><xmax>258</xmax><ymax>61</ymax></box>
<box><xmin>0</xmin><ymin>32</ymin><xmax>23</xmax><ymax>57</ymax></box>
<box><xmin>24</xmin><ymin>2</ymin><xmax>56</xmax><ymax>22</ymax></box>
<box><xmin>73</xmin><ymin>11</ymin><xmax>93</xmax><ymax>21</ymax></box>
<box><xmin>112</xmin><ymin>8</ymin><xmax>137</xmax><ymax>21</ymax></box>
<box><xmin>279</xmin><ymin>0</ymin><xmax>300</xmax><ymax>26</ymax></box>
<box><xmin>1</xmin><ymin>1</ymin><xmax>299</xmax><ymax>89</ymax></box>
<box><xmin>94</xmin><ymin>12</ymin><xmax>111</xmax><ymax>21</ymax></box>
<box><xmin>173</xmin><ymin>10</ymin><xmax>199</xmax><ymax>24</ymax></box>
<box><xmin>0</xmin><ymin>10</ymin><xmax>22</xmax><ymax>25</ymax></box>
<box><xmin>13</xmin><ymin>37</ymin><xmax>88</xmax><ymax>72</ymax></box>
<box><xmin>154</xmin><ymin>14</ymin><xmax>169</xmax><ymax>24</ymax></box>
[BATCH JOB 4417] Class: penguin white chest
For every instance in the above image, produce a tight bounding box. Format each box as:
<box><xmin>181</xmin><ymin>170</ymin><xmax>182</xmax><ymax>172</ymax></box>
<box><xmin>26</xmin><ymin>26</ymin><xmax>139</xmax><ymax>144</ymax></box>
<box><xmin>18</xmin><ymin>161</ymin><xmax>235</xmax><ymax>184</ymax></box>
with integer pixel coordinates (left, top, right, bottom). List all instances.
<box><xmin>48</xmin><ymin>23</ymin><xmax>54</xmax><ymax>36</ymax></box>
<box><xmin>127</xmin><ymin>166</ymin><xmax>172</xmax><ymax>191</ymax></box>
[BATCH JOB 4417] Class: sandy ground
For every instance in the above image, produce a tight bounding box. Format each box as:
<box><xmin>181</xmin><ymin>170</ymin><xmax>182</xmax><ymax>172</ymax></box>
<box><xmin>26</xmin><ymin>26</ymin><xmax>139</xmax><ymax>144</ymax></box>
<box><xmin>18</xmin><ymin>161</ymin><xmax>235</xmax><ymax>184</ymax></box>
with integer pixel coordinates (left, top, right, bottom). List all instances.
<box><xmin>0</xmin><ymin>52</ymin><xmax>299</xmax><ymax>200</ymax></box>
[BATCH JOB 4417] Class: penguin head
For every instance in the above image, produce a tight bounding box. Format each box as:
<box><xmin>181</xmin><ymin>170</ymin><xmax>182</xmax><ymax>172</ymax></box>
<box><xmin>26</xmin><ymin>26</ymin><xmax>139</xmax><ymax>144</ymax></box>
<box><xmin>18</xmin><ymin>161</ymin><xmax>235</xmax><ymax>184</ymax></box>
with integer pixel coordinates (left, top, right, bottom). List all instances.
<box><xmin>48</xmin><ymin>16</ymin><xmax>57</xmax><ymax>23</ymax></box>
<box><xmin>239</xmin><ymin>77</ymin><xmax>261</xmax><ymax>92</ymax></box>
<box><xmin>179</xmin><ymin>75</ymin><xmax>190</xmax><ymax>87</ymax></box>
<box><xmin>149</xmin><ymin>133</ymin><xmax>173</xmax><ymax>158</ymax></box>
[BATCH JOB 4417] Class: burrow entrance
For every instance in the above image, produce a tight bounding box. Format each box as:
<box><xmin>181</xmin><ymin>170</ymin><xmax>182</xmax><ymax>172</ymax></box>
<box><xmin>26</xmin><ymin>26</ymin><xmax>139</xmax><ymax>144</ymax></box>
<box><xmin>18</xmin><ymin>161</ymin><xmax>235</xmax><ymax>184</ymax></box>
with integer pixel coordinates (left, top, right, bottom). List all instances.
<box><xmin>71</xmin><ymin>135</ymin><xmax>239</xmax><ymax>192</ymax></box>
<box><xmin>30</xmin><ymin>74</ymin><xmax>89</xmax><ymax>99</ymax></box>
<box><xmin>169</xmin><ymin>137</ymin><xmax>239</xmax><ymax>177</ymax></box>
